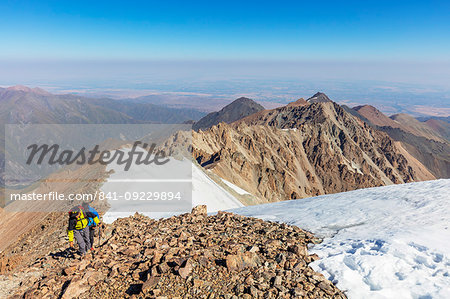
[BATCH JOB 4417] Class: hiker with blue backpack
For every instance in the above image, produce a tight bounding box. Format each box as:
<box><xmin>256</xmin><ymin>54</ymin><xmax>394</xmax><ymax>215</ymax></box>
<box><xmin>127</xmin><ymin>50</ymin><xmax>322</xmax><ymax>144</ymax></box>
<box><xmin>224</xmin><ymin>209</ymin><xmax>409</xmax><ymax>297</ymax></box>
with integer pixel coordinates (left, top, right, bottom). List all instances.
<box><xmin>81</xmin><ymin>201</ymin><xmax>101</xmax><ymax>250</ymax></box>
<box><xmin>67</xmin><ymin>202</ymin><xmax>100</xmax><ymax>257</ymax></box>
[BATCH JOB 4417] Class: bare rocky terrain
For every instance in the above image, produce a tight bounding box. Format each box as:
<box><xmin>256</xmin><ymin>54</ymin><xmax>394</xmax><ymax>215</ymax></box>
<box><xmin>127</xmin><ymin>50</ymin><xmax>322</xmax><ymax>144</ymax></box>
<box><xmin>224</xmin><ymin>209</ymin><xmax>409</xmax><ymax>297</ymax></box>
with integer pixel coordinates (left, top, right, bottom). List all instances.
<box><xmin>352</xmin><ymin>105</ymin><xmax>450</xmax><ymax>178</ymax></box>
<box><xmin>193</xmin><ymin>101</ymin><xmax>434</xmax><ymax>203</ymax></box>
<box><xmin>1</xmin><ymin>206</ymin><xmax>346</xmax><ymax>299</ymax></box>
<box><xmin>354</xmin><ymin>105</ymin><xmax>449</xmax><ymax>144</ymax></box>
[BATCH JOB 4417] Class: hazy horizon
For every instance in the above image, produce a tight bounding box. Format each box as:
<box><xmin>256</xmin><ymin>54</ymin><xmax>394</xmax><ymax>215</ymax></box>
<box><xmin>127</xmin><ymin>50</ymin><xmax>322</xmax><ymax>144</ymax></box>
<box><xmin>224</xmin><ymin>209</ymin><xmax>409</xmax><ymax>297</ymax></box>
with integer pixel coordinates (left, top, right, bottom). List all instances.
<box><xmin>1</xmin><ymin>1</ymin><xmax>449</xmax><ymax>116</ymax></box>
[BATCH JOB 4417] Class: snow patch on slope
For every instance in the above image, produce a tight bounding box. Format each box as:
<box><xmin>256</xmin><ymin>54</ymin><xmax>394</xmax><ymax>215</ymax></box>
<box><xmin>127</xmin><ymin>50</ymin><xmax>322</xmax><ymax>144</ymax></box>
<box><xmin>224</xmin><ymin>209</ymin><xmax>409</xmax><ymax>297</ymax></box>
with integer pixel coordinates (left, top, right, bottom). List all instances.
<box><xmin>231</xmin><ymin>179</ymin><xmax>450</xmax><ymax>299</ymax></box>
<box><xmin>221</xmin><ymin>178</ymin><xmax>250</xmax><ymax>195</ymax></box>
<box><xmin>103</xmin><ymin>161</ymin><xmax>243</xmax><ymax>223</ymax></box>
<box><xmin>191</xmin><ymin>164</ymin><xmax>244</xmax><ymax>210</ymax></box>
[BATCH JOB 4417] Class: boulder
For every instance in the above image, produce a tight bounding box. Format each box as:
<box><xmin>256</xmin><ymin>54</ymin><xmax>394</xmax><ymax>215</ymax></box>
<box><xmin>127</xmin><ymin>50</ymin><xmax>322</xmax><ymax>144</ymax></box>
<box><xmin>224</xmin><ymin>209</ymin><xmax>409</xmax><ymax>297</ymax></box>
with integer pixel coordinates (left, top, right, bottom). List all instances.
<box><xmin>226</xmin><ymin>252</ymin><xmax>261</xmax><ymax>272</ymax></box>
<box><xmin>191</xmin><ymin>205</ymin><xmax>207</xmax><ymax>216</ymax></box>
<box><xmin>142</xmin><ymin>276</ymin><xmax>160</xmax><ymax>293</ymax></box>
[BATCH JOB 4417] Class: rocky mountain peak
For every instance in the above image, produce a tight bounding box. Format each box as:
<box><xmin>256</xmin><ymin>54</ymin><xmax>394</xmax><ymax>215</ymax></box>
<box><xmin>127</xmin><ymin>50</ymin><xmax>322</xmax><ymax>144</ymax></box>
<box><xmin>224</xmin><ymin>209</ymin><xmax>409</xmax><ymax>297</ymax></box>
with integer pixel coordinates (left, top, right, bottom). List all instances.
<box><xmin>220</xmin><ymin>97</ymin><xmax>264</xmax><ymax>113</ymax></box>
<box><xmin>232</xmin><ymin>96</ymin><xmax>257</xmax><ymax>105</ymax></box>
<box><xmin>193</xmin><ymin>97</ymin><xmax>265</xmax><ymax>131</ymax></box>
<box><xmin>353</xmin><ymin>104</ymin><xmax>376</xmax><ymax>113</ymax></box>
<box><xmin>307</xmin><ymin>92</ymin><xmax>332</xmax><ymax>103</ymax></box>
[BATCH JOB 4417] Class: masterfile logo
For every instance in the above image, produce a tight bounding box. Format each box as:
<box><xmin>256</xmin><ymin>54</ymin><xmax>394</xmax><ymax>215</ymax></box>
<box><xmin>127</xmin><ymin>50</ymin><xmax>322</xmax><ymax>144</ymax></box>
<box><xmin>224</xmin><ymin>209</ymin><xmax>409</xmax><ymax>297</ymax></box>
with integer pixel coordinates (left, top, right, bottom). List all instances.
<box><xmin>26</xmin><ymin>141</ymin><xmax>170</xmax><ymax>171</ymax></box>
<box><xmin>3</xmin><ymin>124</ymin><xmax>193</xmax><ymax>212</ymax></box>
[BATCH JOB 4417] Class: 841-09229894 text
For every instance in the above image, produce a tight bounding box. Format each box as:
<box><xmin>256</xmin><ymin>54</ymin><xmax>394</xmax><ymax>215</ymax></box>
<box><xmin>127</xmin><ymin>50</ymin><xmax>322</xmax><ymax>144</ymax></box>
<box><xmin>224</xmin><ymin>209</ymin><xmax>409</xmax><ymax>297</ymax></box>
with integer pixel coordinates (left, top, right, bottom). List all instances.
<box><xmin>100</xmin><ymin>191</ymin><xmax>182</xmax><ymax>201</ymax></box>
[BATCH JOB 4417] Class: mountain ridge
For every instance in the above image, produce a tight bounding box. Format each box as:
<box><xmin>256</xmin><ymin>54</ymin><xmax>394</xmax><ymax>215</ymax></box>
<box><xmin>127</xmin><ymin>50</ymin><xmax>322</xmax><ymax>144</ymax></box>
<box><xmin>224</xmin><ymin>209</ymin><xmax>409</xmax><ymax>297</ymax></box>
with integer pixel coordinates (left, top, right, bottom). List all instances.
<box><xmin>5</xmin><ymin>85</ymin><xmax>51</xmax><ymax>95</ymax></box>
<box><xmin>193</xmin><ymin>97</ymin><xmax>264</xmax><ymax>131</ymax></box>
<box><xmin>0</xmin><ymin>86</ymin><xmax>205</xmax><ymax>124</ymax></box>
<box><xmin>193</xmin><ymin>95</ymin><xmax>434</xmax><ymax>203</ymax></box>
<box><xmin>351</xmin><ymin>104</ymin><xmax>450</xmax><ymax>178</ymax></box>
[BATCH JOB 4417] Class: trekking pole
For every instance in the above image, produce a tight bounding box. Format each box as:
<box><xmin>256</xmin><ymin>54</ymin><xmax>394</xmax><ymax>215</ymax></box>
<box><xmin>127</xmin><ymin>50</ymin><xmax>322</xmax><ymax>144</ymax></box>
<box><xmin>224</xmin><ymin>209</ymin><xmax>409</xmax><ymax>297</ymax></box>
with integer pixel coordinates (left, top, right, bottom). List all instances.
<box><xmin>98</xmin><ymin>223</ymin><xmax>103</xmax><ymax>247</ymax></box>
<box><xmin>61</xmin><ymin>249</ymin><xmax>67</xmax><ymax>265</ymax></box>
<box><xmin>62</xmin><ymin>247</ymin><xmax>71</xmax><ymax>266</ymax></box>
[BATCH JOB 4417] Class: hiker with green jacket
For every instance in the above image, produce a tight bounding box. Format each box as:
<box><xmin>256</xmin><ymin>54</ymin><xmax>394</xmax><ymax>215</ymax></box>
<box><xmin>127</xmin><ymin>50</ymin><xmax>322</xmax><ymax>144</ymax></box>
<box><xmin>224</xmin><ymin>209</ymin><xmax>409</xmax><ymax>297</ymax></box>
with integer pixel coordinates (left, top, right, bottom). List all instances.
<box><xmin>67</xmin><ymin>206</ymin><xmax>99</xmax><ymax>256</ymax></box>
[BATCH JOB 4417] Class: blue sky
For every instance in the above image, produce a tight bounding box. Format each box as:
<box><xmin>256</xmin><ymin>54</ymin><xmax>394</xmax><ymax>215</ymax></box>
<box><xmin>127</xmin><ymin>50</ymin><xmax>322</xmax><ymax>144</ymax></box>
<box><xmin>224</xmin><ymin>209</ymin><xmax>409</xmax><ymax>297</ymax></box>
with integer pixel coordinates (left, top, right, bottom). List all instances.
<box><xmin>0</xmin><ymin>0</ymin><xmax>449</xmax><ymax>89</ymax></box>
<box><xmin>1</xmin><ymin>0</ymin><xmax>449</xmax><ymax>61</ymax></box>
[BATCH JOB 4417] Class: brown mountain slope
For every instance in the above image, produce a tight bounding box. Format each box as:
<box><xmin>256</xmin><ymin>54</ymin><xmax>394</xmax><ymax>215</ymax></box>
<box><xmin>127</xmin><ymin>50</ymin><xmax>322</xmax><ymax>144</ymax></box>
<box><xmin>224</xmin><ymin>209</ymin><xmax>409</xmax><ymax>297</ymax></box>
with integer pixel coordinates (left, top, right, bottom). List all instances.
<box><xmin>354</xmin><ymin>105</ymin><xmax>449</xmax><ymax>143</ymax></box>
<box><xmin>353</xmin><ymin>105</ymin><xmax>403</xmax><ymax>129</ymax></box>
<box><xmin>377</xmin><ymin>127</ymin><xmax>450</xmax><ymax>178</ymax></box>
<box><xmin>0</xmin><ymin>163</ymin><xmax>108</xmax><ymax>251</ymax></box>
<box><xmin>390</xmin><ymin>113</ymin><xmax>449</xmax><ymax>143</ymax></box>
<box><xmin>193</xmin><ymin>101</ymin><xmax>434</xmax><ymax>203</ymax></box>
<box><xmin>286</xmin><ymin>98</ymin><xmax>308</xmax><ymax>107</ymax></box>
<box><xmin>351</xmin><ymin>106</ymin><xmax>450</xmax><ymax>178</ymax></box>
<box><xmin>425</xmin><ymin>118</ymin><xmax>450</xmax><ymax>141</ymax></box>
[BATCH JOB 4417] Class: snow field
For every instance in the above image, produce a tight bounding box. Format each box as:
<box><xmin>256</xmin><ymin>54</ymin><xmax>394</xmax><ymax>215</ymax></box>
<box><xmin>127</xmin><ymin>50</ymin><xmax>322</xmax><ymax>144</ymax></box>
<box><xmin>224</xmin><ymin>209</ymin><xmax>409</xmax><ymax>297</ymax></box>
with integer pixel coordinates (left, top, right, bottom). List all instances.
<box><xmin>232</xmin><ymin>180</ymin><xmax>450</xmax><ymax>298</ymax></box>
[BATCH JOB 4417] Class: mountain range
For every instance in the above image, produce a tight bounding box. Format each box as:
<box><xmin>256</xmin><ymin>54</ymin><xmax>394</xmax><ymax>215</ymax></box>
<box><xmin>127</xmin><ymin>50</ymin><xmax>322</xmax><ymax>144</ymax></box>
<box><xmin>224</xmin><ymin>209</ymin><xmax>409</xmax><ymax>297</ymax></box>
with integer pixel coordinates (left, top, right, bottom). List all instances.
<box><xmin>2</xmin><ymin>86</ymin><xmax>448</xmax><ymax>203</ymax></box>
<box><xmin>0</xmin><ymin>86</ymin><xmax>205</xmax><ymax>124</ymax></box>
<box><xmin>0</xmin><ymin>86</ymin><xmax>206</xmax><ymax>188</ymax></box>
<box><xmin>193</xmin><ymin>98</ymin><xmax>436</xmax><ymax>203</ymax></box>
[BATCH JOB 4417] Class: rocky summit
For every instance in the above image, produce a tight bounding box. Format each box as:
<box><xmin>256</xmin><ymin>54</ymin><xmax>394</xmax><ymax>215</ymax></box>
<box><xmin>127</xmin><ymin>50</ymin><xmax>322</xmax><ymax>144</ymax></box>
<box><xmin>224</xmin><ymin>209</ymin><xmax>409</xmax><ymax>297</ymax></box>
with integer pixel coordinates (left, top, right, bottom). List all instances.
<box><xmin>10</xmin><ymin>206</ymin><xmax>346</xmax><ymax>299</ymax></box>
<box><xmin>193</xmin><ymin>97</ymin><xmax>265</xmax><ymax>131</ymax></box>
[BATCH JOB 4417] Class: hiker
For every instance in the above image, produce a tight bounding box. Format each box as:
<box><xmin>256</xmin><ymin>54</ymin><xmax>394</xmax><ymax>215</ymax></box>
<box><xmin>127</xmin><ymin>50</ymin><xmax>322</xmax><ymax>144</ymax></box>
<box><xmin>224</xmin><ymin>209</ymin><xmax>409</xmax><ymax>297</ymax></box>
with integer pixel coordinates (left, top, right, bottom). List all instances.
<box><xmin>81</xmin><ymin>201</ymin><xmax>101</xmax><ymax>250</ymax></box>
<box><xmin>67</xmin><ymin>206</ymin><xmax>98</xmax><ymax>257</ymax></box>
